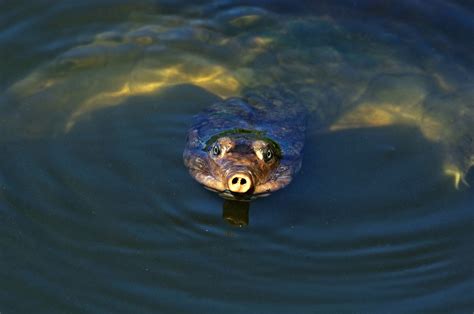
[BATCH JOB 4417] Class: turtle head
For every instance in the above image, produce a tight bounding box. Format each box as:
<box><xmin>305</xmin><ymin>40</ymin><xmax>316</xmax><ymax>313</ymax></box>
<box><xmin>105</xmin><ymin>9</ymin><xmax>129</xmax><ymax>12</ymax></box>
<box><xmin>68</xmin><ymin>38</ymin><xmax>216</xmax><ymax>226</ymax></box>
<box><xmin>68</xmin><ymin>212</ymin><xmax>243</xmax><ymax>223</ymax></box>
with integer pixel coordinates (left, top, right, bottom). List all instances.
<box><xmin>184</xmin><ymin>129</ymin><xmax>291</xmax><ymax>200</ymax></box>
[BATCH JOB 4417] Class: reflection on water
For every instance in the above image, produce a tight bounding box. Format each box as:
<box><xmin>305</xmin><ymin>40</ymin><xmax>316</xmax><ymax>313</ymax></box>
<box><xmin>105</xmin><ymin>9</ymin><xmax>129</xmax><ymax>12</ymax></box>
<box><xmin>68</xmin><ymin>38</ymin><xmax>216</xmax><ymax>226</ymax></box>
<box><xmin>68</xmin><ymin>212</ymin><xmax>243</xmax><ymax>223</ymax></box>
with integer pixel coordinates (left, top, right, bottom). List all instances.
<box><xmin>1</xmin><ymin>1</ymin><xmax>473</xmax><ymax>313</ymax></box>
<box><xmin>223</xmin><ymin>200</ymin><xmax>250</xmax><ymax>227</ymax></box>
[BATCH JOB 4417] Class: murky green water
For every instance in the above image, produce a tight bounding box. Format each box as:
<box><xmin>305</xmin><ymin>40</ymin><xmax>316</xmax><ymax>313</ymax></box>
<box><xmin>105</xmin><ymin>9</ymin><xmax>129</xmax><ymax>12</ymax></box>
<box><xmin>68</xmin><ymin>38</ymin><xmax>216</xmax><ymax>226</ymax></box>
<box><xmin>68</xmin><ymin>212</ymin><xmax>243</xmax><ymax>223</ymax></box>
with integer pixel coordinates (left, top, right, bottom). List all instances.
<box><xmin>1</xmin><ymin>1</ymin><xmax>473</xmax><ymax>313</ymax></box>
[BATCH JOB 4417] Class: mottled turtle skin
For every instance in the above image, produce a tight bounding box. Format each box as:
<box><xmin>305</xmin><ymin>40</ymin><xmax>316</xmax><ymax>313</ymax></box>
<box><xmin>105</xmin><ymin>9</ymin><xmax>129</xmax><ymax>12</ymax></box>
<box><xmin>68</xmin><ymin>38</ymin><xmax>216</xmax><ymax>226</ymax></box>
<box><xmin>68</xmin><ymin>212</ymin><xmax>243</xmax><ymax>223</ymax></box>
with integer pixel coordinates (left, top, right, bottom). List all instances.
<box><xmin>183</xmin><ymin>88</ymin><xmax>306</xmax><ymax>200</ymax></box>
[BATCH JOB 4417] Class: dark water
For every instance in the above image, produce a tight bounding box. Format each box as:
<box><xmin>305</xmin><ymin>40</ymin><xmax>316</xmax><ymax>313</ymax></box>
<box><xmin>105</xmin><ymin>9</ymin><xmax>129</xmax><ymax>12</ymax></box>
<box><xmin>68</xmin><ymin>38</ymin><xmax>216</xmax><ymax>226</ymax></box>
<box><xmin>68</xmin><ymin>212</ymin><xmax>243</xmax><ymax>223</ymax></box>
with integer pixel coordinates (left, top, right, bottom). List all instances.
<box><xmin>1</xmin><ymin>1</ymin><xmax>473</xmax><ymax>313</ymax></box>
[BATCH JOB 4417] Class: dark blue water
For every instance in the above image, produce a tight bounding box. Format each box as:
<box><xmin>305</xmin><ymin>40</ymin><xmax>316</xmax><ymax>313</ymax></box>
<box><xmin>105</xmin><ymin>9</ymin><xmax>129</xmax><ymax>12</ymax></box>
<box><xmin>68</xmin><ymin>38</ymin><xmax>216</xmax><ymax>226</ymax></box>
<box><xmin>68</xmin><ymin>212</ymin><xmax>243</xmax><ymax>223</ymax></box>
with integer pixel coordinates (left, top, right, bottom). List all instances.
<box><xmin>1</xmin><ymin>1</ymin><xmax>473</xmax><ymax>313</ymax></box>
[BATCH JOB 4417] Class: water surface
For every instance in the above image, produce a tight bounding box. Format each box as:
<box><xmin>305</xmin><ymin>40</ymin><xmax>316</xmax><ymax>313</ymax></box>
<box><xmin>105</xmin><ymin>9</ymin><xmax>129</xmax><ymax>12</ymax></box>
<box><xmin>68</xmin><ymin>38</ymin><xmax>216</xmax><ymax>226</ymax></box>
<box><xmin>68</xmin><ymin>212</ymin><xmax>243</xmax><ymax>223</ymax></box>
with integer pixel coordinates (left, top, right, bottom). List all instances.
<box><xmin>1</xmin><ymin>1</ymin><xmax>473</xmax><ymax>313</ymax></box>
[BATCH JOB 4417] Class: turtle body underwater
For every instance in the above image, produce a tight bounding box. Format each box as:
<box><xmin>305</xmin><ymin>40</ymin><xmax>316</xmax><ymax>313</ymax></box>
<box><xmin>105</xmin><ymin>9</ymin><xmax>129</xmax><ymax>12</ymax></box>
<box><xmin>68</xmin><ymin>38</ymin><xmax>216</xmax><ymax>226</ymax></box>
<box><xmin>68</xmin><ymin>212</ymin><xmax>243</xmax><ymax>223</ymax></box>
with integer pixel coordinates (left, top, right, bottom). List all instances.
<box><xmin>183</xmin><ymin>88</ymin><xmax>306</xmax><ymax>201</ymax></box>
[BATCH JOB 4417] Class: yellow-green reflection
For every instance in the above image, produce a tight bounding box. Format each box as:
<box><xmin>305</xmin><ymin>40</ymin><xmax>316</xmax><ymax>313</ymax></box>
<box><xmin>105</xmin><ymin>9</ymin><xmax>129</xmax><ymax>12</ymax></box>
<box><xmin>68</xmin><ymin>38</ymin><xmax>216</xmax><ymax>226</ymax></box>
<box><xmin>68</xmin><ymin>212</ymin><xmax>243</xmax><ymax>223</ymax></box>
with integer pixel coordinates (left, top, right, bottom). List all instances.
<box><xmin>65</xmin><ymin>60</ymin><xmax>243</xmax><ymax>131</ymax></box>
<box><xmin>329</xmin><ymin>74</ymin><xmax>474</xmax><ymax>187</ymax></box>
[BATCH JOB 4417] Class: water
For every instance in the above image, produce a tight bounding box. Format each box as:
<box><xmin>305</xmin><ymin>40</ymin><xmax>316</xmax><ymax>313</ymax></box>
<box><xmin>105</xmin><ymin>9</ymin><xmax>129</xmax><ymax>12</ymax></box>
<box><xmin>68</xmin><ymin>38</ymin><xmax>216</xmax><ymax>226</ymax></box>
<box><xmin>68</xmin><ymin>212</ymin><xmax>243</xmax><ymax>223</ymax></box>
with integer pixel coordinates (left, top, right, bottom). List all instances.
<box><xmin>1</xmin><ymin>1</ymin><xmax>473</xmax><ymax>313</ymax></box>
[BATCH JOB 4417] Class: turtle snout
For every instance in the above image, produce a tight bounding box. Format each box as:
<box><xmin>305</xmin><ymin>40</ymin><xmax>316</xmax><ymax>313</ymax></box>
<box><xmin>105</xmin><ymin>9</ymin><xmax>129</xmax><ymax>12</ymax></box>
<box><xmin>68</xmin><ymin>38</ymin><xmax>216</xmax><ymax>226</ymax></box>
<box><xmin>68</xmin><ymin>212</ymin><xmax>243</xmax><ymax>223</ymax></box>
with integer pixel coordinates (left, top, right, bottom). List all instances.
<box><xmin>227</xmin><ymin>173</ymin><xmax>252</xmax><ymax>194</ymax></box>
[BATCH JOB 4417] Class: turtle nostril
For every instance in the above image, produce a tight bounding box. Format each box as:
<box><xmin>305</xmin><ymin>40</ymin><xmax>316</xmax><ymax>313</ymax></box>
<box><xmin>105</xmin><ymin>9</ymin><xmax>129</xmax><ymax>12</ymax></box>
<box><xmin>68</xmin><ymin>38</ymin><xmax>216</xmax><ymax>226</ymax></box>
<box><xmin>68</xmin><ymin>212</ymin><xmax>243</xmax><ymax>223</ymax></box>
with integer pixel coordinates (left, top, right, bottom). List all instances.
<box><xmin>228</xmin><ymin>173</ymin><xmax>252</xmax><ymax>193</ymax></box>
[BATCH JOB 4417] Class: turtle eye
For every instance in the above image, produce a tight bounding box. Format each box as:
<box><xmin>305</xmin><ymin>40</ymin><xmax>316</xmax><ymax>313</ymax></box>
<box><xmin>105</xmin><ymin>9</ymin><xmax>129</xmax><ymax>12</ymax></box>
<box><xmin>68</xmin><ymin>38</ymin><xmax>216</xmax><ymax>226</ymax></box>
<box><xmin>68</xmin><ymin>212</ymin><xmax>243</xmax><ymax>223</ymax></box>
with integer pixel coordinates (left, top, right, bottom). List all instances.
<box><xmin>263</xmin><ymin>147</ymin><xmax>273</xmax><ymax>162</ymax></box>
<box><xmin>211</xmin><ymin>143</ymin><xmax>221</xmax><ymax>156</ymax></box>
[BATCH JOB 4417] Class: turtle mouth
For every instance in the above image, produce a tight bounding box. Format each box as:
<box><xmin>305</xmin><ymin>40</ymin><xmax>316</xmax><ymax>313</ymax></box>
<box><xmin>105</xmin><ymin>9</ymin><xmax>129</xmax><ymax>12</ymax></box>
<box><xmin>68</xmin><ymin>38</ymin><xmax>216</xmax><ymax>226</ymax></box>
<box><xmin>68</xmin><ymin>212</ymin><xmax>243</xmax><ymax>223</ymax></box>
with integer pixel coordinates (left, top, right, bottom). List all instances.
<box><xmin>220</xmin><ymin>189</ymin><xmax>253</xmax><ymax>201</ymax></box>
<box><xmin>218</xmin><ymin>189</ymin><xmax>271</xmax><ymax>201</ymax></box>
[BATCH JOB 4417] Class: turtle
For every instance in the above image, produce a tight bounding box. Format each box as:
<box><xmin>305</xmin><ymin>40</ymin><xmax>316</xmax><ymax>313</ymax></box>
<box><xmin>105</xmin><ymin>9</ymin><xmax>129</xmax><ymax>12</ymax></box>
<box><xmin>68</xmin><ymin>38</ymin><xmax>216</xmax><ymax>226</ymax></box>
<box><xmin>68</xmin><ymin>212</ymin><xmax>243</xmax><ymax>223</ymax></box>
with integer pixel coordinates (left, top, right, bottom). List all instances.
<box><xmin>183</xmin><ymin>75</ymin><xmax>474</xmax><ymax>201</ymax></box>
<box><xmin>183</xmin><ymin>87</ymin><xmax>306</xmax><ymax>201</ymax></box>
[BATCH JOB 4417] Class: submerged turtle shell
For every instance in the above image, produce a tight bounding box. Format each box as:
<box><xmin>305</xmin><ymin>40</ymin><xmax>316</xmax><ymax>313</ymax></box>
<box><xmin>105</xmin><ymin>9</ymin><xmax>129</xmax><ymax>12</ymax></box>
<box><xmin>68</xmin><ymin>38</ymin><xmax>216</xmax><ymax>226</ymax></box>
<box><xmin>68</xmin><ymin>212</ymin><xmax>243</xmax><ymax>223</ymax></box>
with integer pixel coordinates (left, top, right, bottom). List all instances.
<box><xmin>183</xmin><ymin>87</ymin><xmax>307</xmax><ymax>200</ymax></box>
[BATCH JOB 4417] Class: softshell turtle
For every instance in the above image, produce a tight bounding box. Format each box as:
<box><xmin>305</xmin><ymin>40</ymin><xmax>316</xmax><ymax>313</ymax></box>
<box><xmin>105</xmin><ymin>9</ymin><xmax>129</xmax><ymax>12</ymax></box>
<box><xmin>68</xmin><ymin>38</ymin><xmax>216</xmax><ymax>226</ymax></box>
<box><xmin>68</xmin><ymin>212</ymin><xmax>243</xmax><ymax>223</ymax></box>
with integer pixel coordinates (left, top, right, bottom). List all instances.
<box><xmin>183</xmin><ymin>87</ymin><xmax>306</xmax><ymax>200</ymax></box>
<box><xmin>184</xmin><ymin>76</ymin><xmax>474</xmax><ymax>200</ymax></box>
